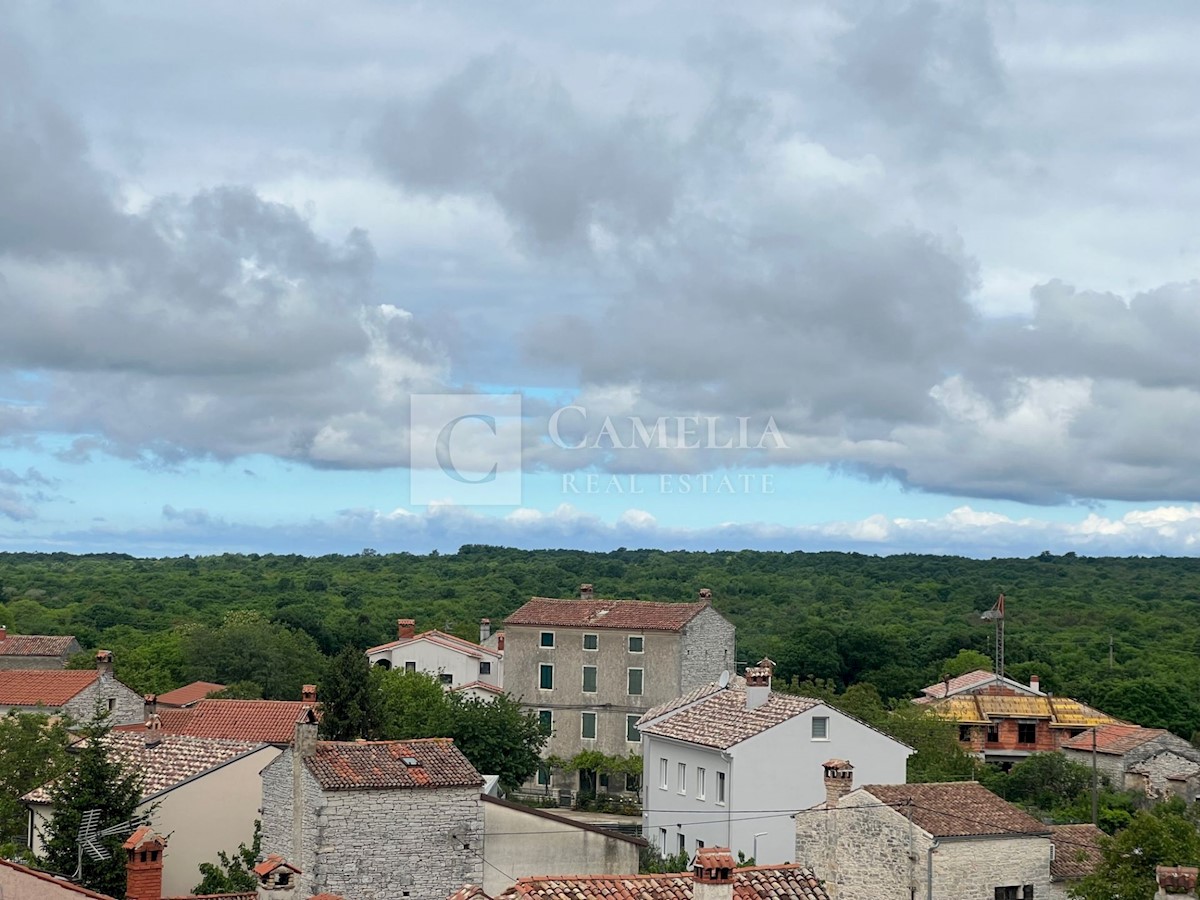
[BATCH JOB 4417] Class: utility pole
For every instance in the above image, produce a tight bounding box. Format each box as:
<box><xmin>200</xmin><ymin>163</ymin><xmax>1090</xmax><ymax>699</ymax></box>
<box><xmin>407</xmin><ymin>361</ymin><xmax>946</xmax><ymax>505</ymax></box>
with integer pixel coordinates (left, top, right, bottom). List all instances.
<box><xmin>1091</xmin><ymin>726</ymin><xmax>1099</xmax><ymax>826</ymax></box>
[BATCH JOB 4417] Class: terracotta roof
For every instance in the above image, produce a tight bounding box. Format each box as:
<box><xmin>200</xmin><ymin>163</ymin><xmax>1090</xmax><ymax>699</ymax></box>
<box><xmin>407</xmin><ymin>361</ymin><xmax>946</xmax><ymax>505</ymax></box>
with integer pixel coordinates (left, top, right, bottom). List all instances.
<box><xmin>638</xmin><ymin>686</ymin><xmax>819</xmax><ymax>749</ymax></box>
<box><xmin>1060</xmin><ymin>723</ymin><xmax>1168</xmax><ymax>755</ymax></box>
<box><xmin>449</xmin><ymin>886</ymin><xmax>490</xmax><ymax>900</ymax></box>
<box><xmin>156</xmin><ymin>681</ymin><xmax>226</xmax><ymax>707</ymax></box>
<box><xmin>861</xmin><ymin>782</ymin><xmax>1049</xmax><ymax>839</ymax></box>
<box><xmin>0</xmin><ymin>633</ymin><xmax>78</xmax><ymax>657</ymax></box>
<box><xmin>304</xmin><ymin>738</ymin><xmax>483</xmax><ymax>791</ymax></box>
<box><xmin>126</xmin><ymin>698</ymin><xmax>316</xmax><ymax>743</ymax></box>
<box><xmin>254</xmin><ymin>855</ymin><xmax>302</xmax><ymax>877</ymax></box>
<box><xmin>505</xmin><ymin>598</ymin><xmax>709</xmax><ymax>632</ymax></box>
<box><xmin>23</xmin><ymin>731</ymin><xmax>262</xmax><ymax>803</ymax></box>
<box><xmin>0</xmin><ymin>669</ymin><xmax>97</xmax><ymax>706</ymax></box>
<box><xmin>0</xmin><ymin>857</ymin><xmax>118</xmax><ymax>899</ymax></box>
<box><xmin>366</xmin><ymin>629</ymin><xmax>502</xmax><ymax>658</ymax></box>
<box><xmin>452</xmin><ymin>680</ymin><xmax>504</xmax><ymax>695</ymax></box>
<box><xmin>1049</xmin><ymin>824</ymin><xmax>1105</xmax><ymax>881</ymax></box>
<box><xmin>916</xmin><ymin>669</ymin><xmax>1001</xmax><ymax>699</ymax></box>
<box><xmin>497</xmin><ymin>864</ymin><xmax>829</xmax><ymax>900</ymax></box>
<box><xmin>923</xmin><ymin>694</ymin><xmax>1122</xmax><ymax>728</ymax></box>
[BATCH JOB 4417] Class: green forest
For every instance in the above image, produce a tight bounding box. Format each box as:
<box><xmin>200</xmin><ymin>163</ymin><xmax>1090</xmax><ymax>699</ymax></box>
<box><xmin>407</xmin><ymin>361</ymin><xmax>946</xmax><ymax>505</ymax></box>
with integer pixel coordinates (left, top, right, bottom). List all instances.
<box><xmin>2</xmin><ymin>546</ymin><xmax>1199</xmax><ymax>740</ymax></box>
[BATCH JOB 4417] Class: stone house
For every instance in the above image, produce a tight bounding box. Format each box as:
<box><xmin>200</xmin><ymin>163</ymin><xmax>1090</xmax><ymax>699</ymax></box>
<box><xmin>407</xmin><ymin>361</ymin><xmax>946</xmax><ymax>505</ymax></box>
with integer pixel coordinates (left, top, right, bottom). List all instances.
<box><xmin>1061</xmin><ymin>724</ymin><xmax>1200</xmax><ymax>803</ymax></box>
<box><xmin>455</xmin><ymin>845</ymin><xmax>830</xmax><ymax>900</ymax></box>
<box><xmin>116</xmin><ymin>688</ymin><xmax>320</xmax><ymax>744</ymax></box>
<box><xmin>24</xmin><ymin>725</ymin><xmax>276</xmax><ymax>898</ymax></box>
<box><xmin>260</xmin><ymin>714</ymin><xmax>484</xmax><ymax>900</ymax></box>
<box><xmin>503</xmin><ymin>585</ymin><xmax>735</xmax><ymax>794</ymax></box>
<box><xmin>795</xmin><ymin>761</ymin><xmax>1062</xmax><ymax>900</ymax></box>
<box><xmin>0</xmin><ymin>651</ymin><xmax>142</xmax><ymax>724</ymax></box>
<box><xmin>0</xmin><ymin>626</ymin><xmax>81</xmax><ymax>668</ymax></box>
<box><xmin>914</xmin><ymin>670</ymin><xmax>1122</xmax><ymax>766</ymax></box>
<box><xmin>367</xmin><ymin>619</ymin><xmax>504</xmax><ymax>693</ymax></box>
<box><xmin>638</xmin><ymin>664</ymin><xmax>911</xmax><ymax>864</ymax></box>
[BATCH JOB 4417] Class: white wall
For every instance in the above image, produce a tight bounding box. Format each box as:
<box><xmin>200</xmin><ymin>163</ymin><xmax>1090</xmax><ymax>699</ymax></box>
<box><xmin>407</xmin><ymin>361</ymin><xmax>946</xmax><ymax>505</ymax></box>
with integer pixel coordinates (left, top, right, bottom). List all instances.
<box><xmin>644</xmin><ymin>702</ymin><xmax>911</xmax><ymax>865</ymax></box>
<box><xmin>368</xmin><ymin>637</ymin><xmax>502</xmax><ymax>690</ymax></box>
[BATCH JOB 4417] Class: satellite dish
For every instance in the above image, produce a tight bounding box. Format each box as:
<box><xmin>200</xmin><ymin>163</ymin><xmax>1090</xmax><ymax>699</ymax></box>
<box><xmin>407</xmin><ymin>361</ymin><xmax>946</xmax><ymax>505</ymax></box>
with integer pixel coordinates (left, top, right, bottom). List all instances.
<box><xmin>718</xmin><ymin>670</ymin><xmax>730</xmax><ymax>689</ymax></box>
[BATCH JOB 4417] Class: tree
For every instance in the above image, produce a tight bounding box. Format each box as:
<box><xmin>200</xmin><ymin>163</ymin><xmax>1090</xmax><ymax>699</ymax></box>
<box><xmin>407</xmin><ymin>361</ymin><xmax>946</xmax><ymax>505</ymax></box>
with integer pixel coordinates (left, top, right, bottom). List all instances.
<box><xmin>320</xmin><ymin>646</ymin><xmax>381</xmax><ymax>741</ymax></box>
<box><xmin>374</xmin><ymin>668</ymin><xmax>455</xmax><ymax>740</ymax></box>
<box><xmin>938</xmin><ymin>649</ymin><xmax>993</xmax><ymax>678</ymax></box>
<box><xmin>0</xmin><ymin>712</ymin><xmax>71</xmax><ymax>852</ymax></box>
<box><xmin>181</xmin><ymin>611</ymin><xmax>326</xmax><ymax>700</ymax></box>
<box><xmin>999</xmin><ymin>752</ymin><xmax>1093</xmax><ymax>812</ymax></box>
<box><xmin>1070</xmin><ymin>800</ymin><xmax>1200</xmax><ymax>900</ymax></box>
<box><xmin>39</xmin><ymin>706</ymin><xmax>145</xmax><ymax>897</ymax></box>
<box><xmin>447</xmin><ymin>693</ymin><xmax>547</xmax><ymax>792</ymax></box>
<box><xmin>193</xmin><ymin>820</ymin><xmax>261</xmax><ymax>894</ymax></box>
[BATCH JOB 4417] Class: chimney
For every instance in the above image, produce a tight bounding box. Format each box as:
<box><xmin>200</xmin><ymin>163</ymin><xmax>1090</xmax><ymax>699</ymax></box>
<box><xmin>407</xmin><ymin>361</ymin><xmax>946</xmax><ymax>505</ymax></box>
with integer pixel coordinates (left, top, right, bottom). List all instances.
<box><xmin>301</xmin><ymin>684</ymin><xmax>317</xmax><ymax>703</ymax></box>
<box><xmin>745</xmin><ymin>665</ymin><xmax>771</xmax><ymax>710</ymax></box>
<box><xmin>480</xmin><ymin>618</ymin><xmax>491</xmax><ymax>643</ymax></box>
<box><xmin>293</xmin><ymin>709</ymin><xmax>318</xmax><ymax>759</ymax></box>
<box><xmin>95</xmin><ymin>649</ymin><xmax>114</xmax><ymax>679</ymax></box>
<box><xmin>0</xmin><ymin>625</ymin><xmax>6</xmax><ymax>641</ymax></box>
<box><xmin>580</xmin><ymin>584</ymin><xmax>594</xmax><ymax>600</ymax></box>
<box><xmin>124</xmin><ymin>828</ymin><xmax>167</xmax><ymax>900</ymax></box>
<box><xmin>693</xmin><ymin>847</ymin><xmax>736</xmax><ymax>900</ymax></box>
<box><xmin>397</xmin><ymin>618</ymin><xmax>415</xmax><ymax>640</ymax></box>
<box><xmin>145</xmin><ymin>713</ymin><xmax>163</xmax><ymax>750</ymax></box>
<box><xmin>143</xmin><ymin>693</ymin><xmax>158</xmax><ymax>720</ymax></box>
<box><xmin>698</xmin><ymin>588</ymin><xmax>713</xmax><ymax>603</ymax></box>
<box><xmin>290</xmin><ymin>710</ymin><xmax>319</xmax><ymax>874</ymax></box>
<box><xmin>497</xmin><ymin>633</ymin><xmax>505</xmax><ymax>652</ymax></box>
<box><xmin>254</xmin><ymin>855</ymin><xmax>302</xmax><ymax>897</ymax></box>
<box><xmin>822</xmin><ymin>759</ymin><xmax>855</xmax><ymax>808</ymax></box>
<box><xmin>1030</xmin><ymin>675</ymin><xmax>1041</xmax><ymax>692</ymax></box>
<box><xmin>1156</xmin><ymin>865</ymin><xmax>1199</xmax><ymax>899</ymax></box>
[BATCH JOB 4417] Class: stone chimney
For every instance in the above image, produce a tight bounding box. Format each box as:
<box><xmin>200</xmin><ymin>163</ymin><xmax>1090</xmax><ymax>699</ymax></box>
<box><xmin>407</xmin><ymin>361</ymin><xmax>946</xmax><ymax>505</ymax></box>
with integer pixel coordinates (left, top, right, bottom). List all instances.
<box><xmin>95</xmin><ymin>649</ymin><xmax>114</xmax><ymax>679</ymax></box>
<box><xmin>1030</xmin><ymin>675</ymin><xmax>1041</xmax><ymax>692</ymax></box>
<box><xmin>822</xmin><ymin>759</ymin><xmax>854</xmax><ymax>808</ymax></box>
<box><xmin>698</xmin><ymin>588</ymin><xmax>713</xmax><ymax>603</ymax></box>
<box><xmin>143</xmin><ymin>693</ymin><xmax>158</xmax><ymax>720</ymax></box>
<box><xmin>1156</xmin><ymin>865</ymin><xmax>1199</xmax><ymax>899</ymax></box>
<box><xmin>398</xmin><ymin>618</ymin><xmax>416</xmax><ymax>639</ymax></box>
<box><xmin>145</xmin><ymin>713</ymin><xmax>164</xmax><ymax>750</ymax></box>
<box><xmin>480</xmin><ymin>618</ymin><xmax>491</xmax><ymax>643</ymax></box>
<box><xmin>301</xmin><ymin>684</ymin><xmax>317</xmax><ymax>703</ymax></box>
<box><xmin>580</xmin><ymin>584</ymin><xmax>594</xmax><ymax>600</ymax></box>
<box><xmin>745</xmin><ymin>665</ymin><xmax>771</xmax><ymax>710</ymax></box>
<box><xmin>497</xmin><ymin>633</ymin><xmax>505</xmax><ymax>652</ymax></box>
<box><xmin>693</xmin><ymin>847</ymin><xmax>736</xmax><ymax>900</ymax></box>
<box><xmin>290</xmin><ymin>710</ymin><xmax>319</xmax><ymax>872</ymax></box>
<box><xmin>254</xmin><ymin>854</ymin><xmax>302</xmax><ymax>897</ymax></box>
<box><xmin>293</xmin><ymin>708</ymin><xmax>318</xmax><ymax>759</ymax></box>
<box><xmin>124</xmin><ymin>828</ymin><xmax>167</xmax><ymax>900</ymax></box>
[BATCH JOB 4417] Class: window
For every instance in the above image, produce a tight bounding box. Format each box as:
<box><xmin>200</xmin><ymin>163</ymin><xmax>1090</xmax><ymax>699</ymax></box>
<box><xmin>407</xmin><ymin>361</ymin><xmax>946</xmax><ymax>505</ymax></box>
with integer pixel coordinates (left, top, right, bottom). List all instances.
<box><xmin>540</xmin><ymin>631</ymin><xmax>555</xmax><ymax>647</ymax></box>
<box><xmin>812</xmin><ymin>716</ymin><xmax>829</xmax><ymax>740</ymax></box>
<box><xmin>539</xmin><ymin>664</ymin><xmax>554</xmax><ymax>690</ymax></box>
<box><xmin>439</xmin><ymin>672</ymin><xmax>453</xmax><ymax>685</ymax></box>
<box><xmin>626</xmin><ymin>714</ymin><xmax>641</xmax><ymax>742</ymax></box>
<box><xmin>994</xmin><ymin>888</ymin><xmax>1034</xmax><ymax>900</ymax></box>
<box><xmin>717</xmin><ymin>772</ymin><xmax>726</xmax><ymax>805</ymax></box>
<box><xmin>106</xmin><ymin>698</ymin><xmax>116</xmax><ymax>712</ymax></box>
<box><xmin>659</xmin><ymin>758</ymin><xmax>669</xmax><ymax>790</ymax></box>
<box><xmin>583</xmin><ymin>633</ymin><xmax>599</xmax><ymax>650</ymax></box>
<box><xmin>958</xmin><ymin>724</ymin><xmax>972</xmax><ymax>742</ymax></box>
<box><xmin>583</xmin><ymin>666</ymin><xmax>598</xmax><ymax>693</ymax></box>
<box><xmin>405</xmin><ymin>661</ymin><xmax>416</xmax><ymax>672</ymax></box>
<box><xmin>987</xmin><ymin>722</ymin><xmax>999</xmax><ymax>742</ymax></box>
<box><xmin>678</xmin><ymin>833</ymin><xmax>686</xmax><ymax>854</ymax></box>
<box><xmin>625</xmin><ymin>772</ymin><xmax>641</xmax><ymax>793</ymax></box>
<box><xmin>696</xmin><ymin>839</ymin><xmax>705</xmax><ymax>851</ymax></box>
<box><xmin>538</xmin><ymin>709</ymin><xmax>553</xmax><ymax>734</ymax></box>
<box><xmin>697</xmin><ymin>767</ymin><xmax>706</xmax><ymax>800</ymax></box>
<box><xmin>479</xmin><ymin>661</ymin><xmax>492</xmax><ymax>676</ymax></box>
<box><xmin>678</xmin><ymin>762</ymin><xmax>687</xmax><ymax>795</ymax></box>
<box><xmin>628</xmin><ymin>635</ymin><xmax>644</xmax><ymax>653</ymax></box>
<box><xmin>1018</xmin><ymin>722</ymin><xmax>1037</xmax><ymax>744</ymax></box>
<box><xmin>537</xmin><ymin>764</ymin><xmax>550</xmax><ymax>786</ymax></box>
<box><xmin>628</xmin><ymin>668</ymin><xmax>644</xmax><ymax>695</ymax></box>
<box><xmin>659</xmin><ymin>827</ymin><xmax>667</xmax><ymax>850</ymax></box>
<box><xmin>581</xmin><ymin>711</ymin><xmax>597</xmax><ymax>740</ymax></box>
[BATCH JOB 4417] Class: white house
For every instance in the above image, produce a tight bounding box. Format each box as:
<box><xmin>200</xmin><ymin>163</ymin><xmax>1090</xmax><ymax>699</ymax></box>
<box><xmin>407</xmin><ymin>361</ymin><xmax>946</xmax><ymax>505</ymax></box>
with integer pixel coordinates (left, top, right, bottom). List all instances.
<box><xmin>638</xmin><ymin>664</ymin><xmax>912</xmax><ymax>865</ymax></box>
<box><xmin>366</xmin><ymin>618</ymin><xmax>503</xmax><ymax>693</ymax></box>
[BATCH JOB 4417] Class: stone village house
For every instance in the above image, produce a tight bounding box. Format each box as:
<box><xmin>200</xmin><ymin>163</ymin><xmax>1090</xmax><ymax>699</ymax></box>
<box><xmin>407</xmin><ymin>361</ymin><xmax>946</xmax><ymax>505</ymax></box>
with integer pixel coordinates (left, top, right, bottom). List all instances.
<box><xmin>0</xmin><ymin>626</ymin><xmax>82</xmax><ymax>668</ymax></box>
<box><xmin>1061</xmin><ymin>723</ymin><xmax>1200</xmax><ymax>803</ymax></box>
<box><xmin>503</xmin><ymin>585</ymin><xmax>735</xmax><ymax>795</ymax></box>
<box><xmin>366</xmin><ymin>618</ymin><xmax>504</xmax><ymax>696</ymax></box>
<box><xmin>638</xmin><ymin>663</ymin><xmax>911</xmax><ymax>864</ymax></box>
<box><xmin>0</xmin><ymin>651</ymin><xmax>142</xmax><ymax>724</ymax></box>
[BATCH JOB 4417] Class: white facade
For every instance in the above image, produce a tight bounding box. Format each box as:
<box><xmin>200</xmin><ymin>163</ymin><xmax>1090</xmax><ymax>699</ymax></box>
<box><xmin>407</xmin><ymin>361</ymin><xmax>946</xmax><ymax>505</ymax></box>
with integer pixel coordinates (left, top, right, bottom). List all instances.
<box><xmin>367</xmin><ymin>629</ymin><xmax>503</xmax><ymax>691</ymax></box>
<box><xmin>643</xmin><ymin>703</ymin><xmax>910</xmax><ymax>865</ymax></box>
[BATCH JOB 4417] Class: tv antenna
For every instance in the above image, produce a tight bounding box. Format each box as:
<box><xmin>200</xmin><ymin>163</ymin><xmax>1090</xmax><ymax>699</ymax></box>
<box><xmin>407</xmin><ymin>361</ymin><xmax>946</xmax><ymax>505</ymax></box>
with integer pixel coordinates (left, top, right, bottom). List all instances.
<box><xmin>73</xmin><ymin>809</ymin><xmax>148</xmax><ymax>881</ymax></box>
<box><xmin>980</xmin><ymin>593</ymin><xmax>1005</xmax><ymax>678</ymax></box>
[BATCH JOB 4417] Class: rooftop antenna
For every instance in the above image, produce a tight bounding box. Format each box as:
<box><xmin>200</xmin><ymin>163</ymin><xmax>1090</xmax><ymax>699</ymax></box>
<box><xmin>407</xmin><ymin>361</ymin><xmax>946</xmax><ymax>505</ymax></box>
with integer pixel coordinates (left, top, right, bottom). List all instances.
<box><xmin>980</xmin><ymin>593</ymin><xmax>1005</xmax><ymax>678</ymax></box>
<box><xmin>72</xmin><ymin>809</ymin><xmax>148</xmax><ymax>881</ymax></box>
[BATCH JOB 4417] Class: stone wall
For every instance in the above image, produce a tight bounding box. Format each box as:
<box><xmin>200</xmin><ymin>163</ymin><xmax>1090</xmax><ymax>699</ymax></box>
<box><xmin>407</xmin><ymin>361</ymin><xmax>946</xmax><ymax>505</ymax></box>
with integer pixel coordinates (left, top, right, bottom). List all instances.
<box><xmin>260</xmin><ymin>748</ymin><xmax>322</xmax><ymax>892</ymax></box>
<box><xmin>62</xmin><ymin>676</ymin><xmax>144</xmax><ymax>726</ymax></box>
<box><xmin>1062</xmin><ymin>748</ymin><xmax>1124</xmax><ymax>786</ymax></box>
<box><xmin>932</xmin><ymin>836</ymin><xmax>1051</xmax><ymax>900</ymax></box>
<box><xmin>679</xmin><ymin>606</ymin><xmax>736</xmax><ymax>693</ymax></box>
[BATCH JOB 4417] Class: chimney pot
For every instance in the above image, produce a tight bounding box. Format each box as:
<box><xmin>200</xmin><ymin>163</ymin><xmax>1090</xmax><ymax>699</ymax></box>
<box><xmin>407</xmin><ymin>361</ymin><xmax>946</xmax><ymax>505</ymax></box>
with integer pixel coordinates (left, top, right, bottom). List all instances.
<box><xmin>1030</xmin><ymin>675</ymin><xmax>1041</xmax><ymax>692</ymax></box>
<box><xmin>294</xmin><ymin>709</ymin><xmax>318</xmax><ymax>759</ymax></box>
<box><xmin>698</xmin><ymin>588</ymin><xmax>713</xmax><ymax>602</ymax></box>
<box><xmin>822</xmin><ymin>759</ymin><xmax>855</xmax><ymax>808</ymax></box>
<box><xmin>301</xmin><ymin>684</ymin><xmax>317</xmax><ymax>703</ymax></box>
<box><xmin>145</xmin><ymin>713</ymin><xmax>163</xmax><ymax>749</ymax></box>
<box><xmin>497</xmin><ymin>633</ymin><xmax>505</xmax><ymax>652</ymax></box>
<box><xmin>1156</xmin><ymin>865</ymin><xmax>1198</xmax><ymax>894</ymax></box>
<box><xmin>95</xmin><ymin>649</ymin><xmax>114</xmax><ymax>678</ymax></box>
<box><xmin>480</xmin><ymin>618</ymin><xmax>491</xmax><ymax>643</ymax></box>
<box><xmin>579</xmin><ymin>584</ymin><xmax>594</xmax><ymax>600</ymax></box>
<box><xmin>398</xmin><ymin>618</ymin><xmax>415</xmax><ymax>639</ymax></box>
<box><xmin>124</xmin><ymin>829</ymin><xmax>167</xmax><ymax>900</ymax></box>
<box><xmin>694</xmin><ymin>846</ymin><xmax>736</xmax><ymax>883</ymax></box>
<box><xmin>744</xmin><ymin>666</ymin><xmax>771</xmax><ymax>709</ymax></box>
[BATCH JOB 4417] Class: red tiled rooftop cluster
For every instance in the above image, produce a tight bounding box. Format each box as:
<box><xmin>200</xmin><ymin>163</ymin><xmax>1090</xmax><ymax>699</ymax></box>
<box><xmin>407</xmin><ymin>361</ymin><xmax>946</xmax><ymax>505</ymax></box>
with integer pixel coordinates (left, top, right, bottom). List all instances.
<box><xmin>497</xmin><ymin>865</ymin><xmax>829</xmax><ymax>900</ymax></box>
<box><xmin>0</xmin><ymin>669</ymin><xmax>97</xmax><ymax>706</ymax></box>
<box><xmin>505</xmin><ymin>598</ymin><xmax>708</xmax><ymax>632</ymax></box>
<box><xmin>304</xmin><ymin>738</ymin><xmax>483</xmax><ymax>791</ymax></box>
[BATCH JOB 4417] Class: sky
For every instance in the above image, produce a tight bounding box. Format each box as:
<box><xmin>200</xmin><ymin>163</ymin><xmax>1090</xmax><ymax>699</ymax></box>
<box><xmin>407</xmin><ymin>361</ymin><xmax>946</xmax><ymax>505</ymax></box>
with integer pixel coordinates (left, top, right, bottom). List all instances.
<box><xmin>3</xmin><ymin>1</ymin><xmax>1200</xmax><ymax>558</ymax></box>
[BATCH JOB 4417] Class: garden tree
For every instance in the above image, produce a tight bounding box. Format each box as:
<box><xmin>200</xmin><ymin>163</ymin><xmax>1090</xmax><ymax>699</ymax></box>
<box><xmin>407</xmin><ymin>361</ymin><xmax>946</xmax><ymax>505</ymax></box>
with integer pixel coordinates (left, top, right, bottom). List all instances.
<box><xmin>181</xmin><ymin>611</ymin><xmax>326</xmax><ymax>700</ymax></box>
<box><xmin>374</xmin><ymin>668</ymin><xmax>455</xmax><ymax>740</ymax></box>
<box><xmin>938</xmin><ymin>649</ymin><xmax>993</xmax><ymax>678</ymax></box>
<box><xmin>193</xmin><ymin>820</ymin><xmax>261</xmax><ymax>894</ymax></box>
<box><xmin>1070</xmin><ymin>800</ymin><xmax>1200</xmax><ymax>900</ymax></box>
<box><xmin>987</xmin><ymin>752</ymin><xmax>1092</xmax><ymax>813</ymax></box>
<box><xmin>39</xmin><ymin>706</ymin><xmax>145</xmax><ymax>898</ymax></box>
<box><xmin>320</xmin><ymin>645</ymin><xmax>381</xmax><ymax>741</ymax></box>
<box><xmin>446</xmin><ymin>693</ymin><xmax>548</xmax><ymax>792</ymax></box>
<box><xmin>0</xmin><ymin>712</ymin><xmax>71</xmax><ymax>851</ymax></box>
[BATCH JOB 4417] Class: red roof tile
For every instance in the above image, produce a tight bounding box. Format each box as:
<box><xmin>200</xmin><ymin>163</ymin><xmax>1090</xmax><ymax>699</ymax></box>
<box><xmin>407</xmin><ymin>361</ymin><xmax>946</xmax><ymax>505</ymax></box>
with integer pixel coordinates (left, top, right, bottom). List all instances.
<box><xmin>304</xmin><ymin>738</ymin><xmax>482</xmax><ymax>791</ymax></box>
<box><xmin>917</xmin><ymin>670</ymin><xmax>1002</xmax><ymax>699</ymax></box>
<box><xmin>505</xmin><ymin>598</ymin><xmax>709</xmax><ymax>632</ymax></box>
<box><xmin>639</xmin><ymin>686</ymin><xmax>819</xmax><ymax>749</ymax></box>
<box><xmin>156</xmin><ymin>681</ymin><xmax>227</xmax><ymax>707</ymax></box>
<box><xmin>146</xmin><ymin>698</ymin><xmax>315</xmax><ymax>743</ymax></box>
<box><xmin>367</xmin><ymin>629</ymin><xmax>502</xmax><ymax>658</ymax></box>
<box><xmin>0</xmin><ymin>669</ymin><xmax>97</xmax><ymax>706</ymax></box>
<box><xmin>1060</xmin><ymin>723</ymin><xmax>1167</xmax><ymax>755</ymax></box>
<box><xmin>0</xmin><ymin>857</ymin><xmax>118</xmax><ymax>899</ymax></box>
<box><xmin>0</xmin><ymin>633</ymin><xmax>78</xmax><ymax>658</ymax></box>
<box><xmin>862</xmin><ymin>782</ymin><xmax>1049</xmax><ymax>838</ymax></box>
<box><xmin>498</xmin><ymin>865</ymin><xmax>829</xmax><ymax>900</ymax></box>
<box><xmin>452</xmin><ymin>680</ymin><xmax>504</xmax><ymax>695</ymax></box>
<box><xmin>1049</xmin><ymin>824</ymin><xmax>1104</xmax><ymax>881</ymax></box>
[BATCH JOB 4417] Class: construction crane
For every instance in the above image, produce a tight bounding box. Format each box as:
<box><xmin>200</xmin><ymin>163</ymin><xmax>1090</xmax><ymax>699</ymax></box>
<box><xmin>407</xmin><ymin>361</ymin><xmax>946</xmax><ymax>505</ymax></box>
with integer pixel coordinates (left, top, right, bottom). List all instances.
<box><xmin>980</xmin><ymin>593</ymin><xmax>1005</xmax><ymax>678</ymax></box>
